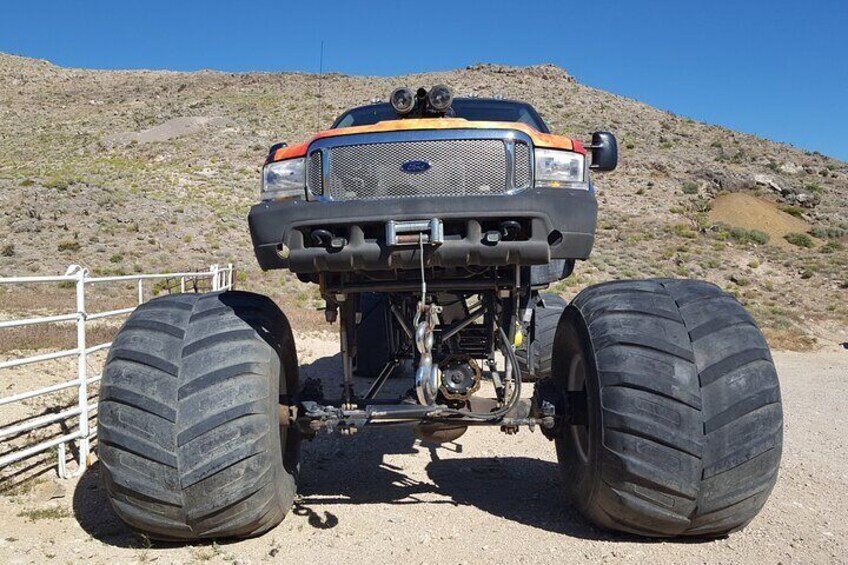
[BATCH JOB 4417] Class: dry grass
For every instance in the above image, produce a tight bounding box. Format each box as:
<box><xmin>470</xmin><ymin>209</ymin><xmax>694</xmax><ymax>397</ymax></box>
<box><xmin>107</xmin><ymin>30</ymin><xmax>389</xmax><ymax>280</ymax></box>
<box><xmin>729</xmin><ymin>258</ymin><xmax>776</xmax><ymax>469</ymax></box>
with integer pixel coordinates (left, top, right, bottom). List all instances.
<box><xmin>0</xmin><ymin>323</ymin><xmax>121</xmax><ymax>355</ymax></box>
<box><xmin>762</xmin><ymin>327</ymin><xmax>820</xmax><ymax>352</ymax></box>
<box><xmin>0</xmin><ymin>285</ymin><xmax>78</xmax><ymax>315</ymax></box>
<box><xmin>0</xmin><ymin>282</ymin><xmax>225</xmax><ymax>354</ymax></box>
<box><xmin>16</xmin><ymin>507</ymin><xmax>70</xmax><ymax>521</ymax></box>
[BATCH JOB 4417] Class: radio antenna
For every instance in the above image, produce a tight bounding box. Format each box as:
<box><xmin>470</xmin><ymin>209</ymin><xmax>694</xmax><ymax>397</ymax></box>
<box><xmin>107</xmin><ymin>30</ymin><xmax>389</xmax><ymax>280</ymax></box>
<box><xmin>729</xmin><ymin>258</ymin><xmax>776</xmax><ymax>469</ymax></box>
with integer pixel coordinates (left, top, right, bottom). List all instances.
<box><xmin>316</xmin><ymin>40</ymin><xmax>324</xmax><ymax>131</ymax></box>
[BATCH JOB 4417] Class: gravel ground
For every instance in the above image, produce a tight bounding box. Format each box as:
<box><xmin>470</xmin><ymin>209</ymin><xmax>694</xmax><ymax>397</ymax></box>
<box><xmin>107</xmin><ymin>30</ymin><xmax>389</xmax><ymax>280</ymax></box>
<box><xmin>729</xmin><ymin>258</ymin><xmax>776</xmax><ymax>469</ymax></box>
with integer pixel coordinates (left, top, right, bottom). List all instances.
<box><xmin>1</xmin><ymin>335</ymin><xmax>846</xmax><ymax>564</ymax></box>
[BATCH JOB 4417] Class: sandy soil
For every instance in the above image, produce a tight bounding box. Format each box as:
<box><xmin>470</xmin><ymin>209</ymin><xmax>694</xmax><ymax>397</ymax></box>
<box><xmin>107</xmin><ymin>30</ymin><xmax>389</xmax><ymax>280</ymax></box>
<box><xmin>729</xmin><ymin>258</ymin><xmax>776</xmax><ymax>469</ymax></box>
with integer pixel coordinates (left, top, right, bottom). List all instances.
<box><xmin>708</xmin><ymin>192</ymin><xmax>816</xmax><ymax>249</ymax></box>
<box><xmin>1</xmin><ymin>334</ymin><xmax>846</xmax><ymax>564</ymax></box>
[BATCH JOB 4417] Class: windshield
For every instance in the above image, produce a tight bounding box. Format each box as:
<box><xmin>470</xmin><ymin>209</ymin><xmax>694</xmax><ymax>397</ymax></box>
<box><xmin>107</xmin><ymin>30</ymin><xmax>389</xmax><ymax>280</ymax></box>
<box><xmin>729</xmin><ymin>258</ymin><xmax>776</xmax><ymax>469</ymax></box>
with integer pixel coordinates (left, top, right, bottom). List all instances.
<box><xmin>332</xmin><ymin>98</ymin><xmax>550</xmax><ymax>133</ymax></box>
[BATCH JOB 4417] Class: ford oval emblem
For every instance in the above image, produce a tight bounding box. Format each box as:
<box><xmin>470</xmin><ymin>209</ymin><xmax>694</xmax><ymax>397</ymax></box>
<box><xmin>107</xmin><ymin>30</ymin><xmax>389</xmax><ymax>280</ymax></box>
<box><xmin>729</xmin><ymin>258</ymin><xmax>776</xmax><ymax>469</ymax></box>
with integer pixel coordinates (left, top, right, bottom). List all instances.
<box><xmin>401</xmin><ymin>160</ymin><xmax>431</xmax><ymax>174</ymax></box>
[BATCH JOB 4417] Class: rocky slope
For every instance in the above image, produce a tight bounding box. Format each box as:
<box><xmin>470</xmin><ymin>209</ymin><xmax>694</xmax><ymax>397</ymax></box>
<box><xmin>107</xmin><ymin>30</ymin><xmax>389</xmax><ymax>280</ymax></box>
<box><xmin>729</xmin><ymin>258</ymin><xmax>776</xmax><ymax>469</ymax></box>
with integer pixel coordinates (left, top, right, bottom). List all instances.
<box><xmin>0</xmin><ymin>53</ymin><xmax>846</xmax><ymax>349</ymax></box>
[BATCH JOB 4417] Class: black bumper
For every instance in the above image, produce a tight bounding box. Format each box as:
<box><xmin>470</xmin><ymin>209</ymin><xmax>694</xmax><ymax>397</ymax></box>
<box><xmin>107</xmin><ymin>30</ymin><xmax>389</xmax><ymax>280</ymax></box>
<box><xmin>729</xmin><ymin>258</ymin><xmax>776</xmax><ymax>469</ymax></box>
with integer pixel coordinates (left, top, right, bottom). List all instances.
<box><xmin>248</xmin><ymin>189</ymin><xmax>597</xmax><ymax>273</ymax></box>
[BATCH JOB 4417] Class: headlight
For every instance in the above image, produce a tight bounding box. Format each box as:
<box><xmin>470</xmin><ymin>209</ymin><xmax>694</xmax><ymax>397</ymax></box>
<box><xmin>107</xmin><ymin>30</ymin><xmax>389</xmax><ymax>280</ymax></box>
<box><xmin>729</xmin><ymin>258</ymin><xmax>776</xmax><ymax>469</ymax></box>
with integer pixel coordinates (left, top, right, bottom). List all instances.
<box><xmin>261</xmin><ymin>158</ymin><xmax>305</xmax><ymax>201</ymax></box>
<box><xmin>535</xmin><ymin>149</ymin><xmax>586</xmax><ymax>188</ymax></box>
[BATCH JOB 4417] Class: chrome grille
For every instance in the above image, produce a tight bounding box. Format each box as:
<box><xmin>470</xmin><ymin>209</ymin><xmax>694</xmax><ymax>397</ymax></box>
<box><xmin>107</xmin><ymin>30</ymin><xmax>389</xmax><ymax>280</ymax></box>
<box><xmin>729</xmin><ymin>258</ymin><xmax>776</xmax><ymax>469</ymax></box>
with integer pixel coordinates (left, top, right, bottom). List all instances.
<box><xmin>514</xmin><ymin>141</ymin><xmax>531</xmax><ymax>189</ymax></box>
<box><xmin>307</xmin><ymin>151</ymin><xmax>323</xmax><ymax>196</ymax></box>
<box><xmin>325</xmin><ymin>139</ymin><xmax>508</xmax><ymax>200</ymax></box>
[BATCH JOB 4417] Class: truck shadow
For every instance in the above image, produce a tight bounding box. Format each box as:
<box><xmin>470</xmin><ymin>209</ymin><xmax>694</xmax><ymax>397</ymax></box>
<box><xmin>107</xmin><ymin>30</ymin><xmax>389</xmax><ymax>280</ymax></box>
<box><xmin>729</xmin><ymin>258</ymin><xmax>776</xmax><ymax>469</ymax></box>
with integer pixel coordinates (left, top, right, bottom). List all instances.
<box><xmin>292</xmin><ymin>353</ymin><xmax>715</xmax><ymax>544</ymax></box>
<box><xmin>73</xmin><ymin>352</ymin><xmax>716</xmax><ymax>547</ymax></box>
<box><xmin>292</xmin><ymin>357</ymin><xmax>631</xmax><ymax>541</ymax></box>
<box><xmin>425</xmin><ymin>454</ymin><xmax>619</xmax><ymax>540</ymax></box>
<box><xmin>296</xmin><ymin>434</ymin><xmax>715</xmax><ymax>544</ymax></box>
<box><xmin>294</xmin><ymin>430</ymin><xmax>620</xmax><ymax>541</ymax></box>
<box><xmin>72</xmin><ymin>461</ymin><xmax>143</xmax><ymax>548</ymax></box>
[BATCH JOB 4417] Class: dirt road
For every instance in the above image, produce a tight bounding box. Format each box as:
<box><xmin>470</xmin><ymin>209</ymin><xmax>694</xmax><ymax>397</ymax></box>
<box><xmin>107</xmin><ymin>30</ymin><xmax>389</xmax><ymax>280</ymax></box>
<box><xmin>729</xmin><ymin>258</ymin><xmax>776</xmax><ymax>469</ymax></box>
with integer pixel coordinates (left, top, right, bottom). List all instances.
<box><xmin>1</xmin><ymin>337</ymin><xmax>846</xmax><ymax>564</ymax></box>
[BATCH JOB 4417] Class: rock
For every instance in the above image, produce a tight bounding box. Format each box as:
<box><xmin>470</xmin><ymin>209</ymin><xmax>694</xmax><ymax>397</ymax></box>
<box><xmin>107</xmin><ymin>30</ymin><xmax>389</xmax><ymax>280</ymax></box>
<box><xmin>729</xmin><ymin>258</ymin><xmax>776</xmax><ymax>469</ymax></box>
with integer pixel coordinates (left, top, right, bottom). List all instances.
<box><xmin>30</xmin><ymin>479</ymin><xmax>66</xmax><ymax>502</ymax></box>
<box><xmin>792</xmin><ymin>191</ymin><xmax>821</xmax><ymax>208</ymax></box>
<box><xmin>779</xmin><ymin>162</ymin><xmax>804</xmax><ymax>175</ymax></box>
<box><xmin>752</xmin><ymin>174</ymin><xmax>820</xmax><ymax>208</ymax></box>
<box><xmin>795</xmin><ymin>193</ymin><xmax>812</xmax><ymax>204</ymax></box>
<box><xmin>695</xmin><ymin>169</ymin><xmax>750</xmax><ymax>192</ymax></box>
<box><xmin>47</xmin><ymin>481</ymin><xmax>66</xmax><ymax>500</ymax></box>
<box><xmin>754</xmin><ymin>174</ymin><xmax>785</xmax><ymax>194</ymax></box>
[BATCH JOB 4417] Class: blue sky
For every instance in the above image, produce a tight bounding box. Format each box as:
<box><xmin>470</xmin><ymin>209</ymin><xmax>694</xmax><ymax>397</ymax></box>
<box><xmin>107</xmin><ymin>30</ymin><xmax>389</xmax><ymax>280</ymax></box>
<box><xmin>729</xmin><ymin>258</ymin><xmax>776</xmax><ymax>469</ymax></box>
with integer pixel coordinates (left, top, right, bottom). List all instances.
<box><xmin>2</xmin><ymin>1</ymin><xmax>846</xmax><ymax>160</ymax></box>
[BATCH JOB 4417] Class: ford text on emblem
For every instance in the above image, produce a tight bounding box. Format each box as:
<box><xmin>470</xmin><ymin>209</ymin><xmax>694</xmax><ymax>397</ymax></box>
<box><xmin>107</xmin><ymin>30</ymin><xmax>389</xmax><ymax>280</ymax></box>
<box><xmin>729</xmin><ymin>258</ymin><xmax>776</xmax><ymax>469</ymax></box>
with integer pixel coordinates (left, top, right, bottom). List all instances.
<box><xmin>401</xmin><ymin>160</ymin><xmax>431</xmax><ymax>174</ymax></box>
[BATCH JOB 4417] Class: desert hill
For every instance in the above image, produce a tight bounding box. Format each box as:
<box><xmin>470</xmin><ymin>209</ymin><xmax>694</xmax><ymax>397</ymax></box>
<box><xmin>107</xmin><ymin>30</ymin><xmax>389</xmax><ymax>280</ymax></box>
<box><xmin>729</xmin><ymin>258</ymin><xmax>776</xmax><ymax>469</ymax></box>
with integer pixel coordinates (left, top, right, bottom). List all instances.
<box><xmin>0</xmin><ymin>53</ymin><xmax>846</xmax><ymax>349</ymax></box>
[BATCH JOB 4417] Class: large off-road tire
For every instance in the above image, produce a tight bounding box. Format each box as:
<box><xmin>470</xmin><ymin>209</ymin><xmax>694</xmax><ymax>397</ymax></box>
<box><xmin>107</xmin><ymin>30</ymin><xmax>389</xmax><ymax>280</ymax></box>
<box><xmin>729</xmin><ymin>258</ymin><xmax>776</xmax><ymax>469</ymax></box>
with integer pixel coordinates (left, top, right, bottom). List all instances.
<box><xmin>516</xmin><ymin>292</ymin><xmax>566</xmax><ymax>381</ymax></box>
<box><xmin>552</xmin><ymin>279</ymin><xmax>782</xmax><ymax>537</ymax></box>
<box><xmin>98</xmin><ymin>291</ymin><xmax>299</xmax><ymax>541</ymax></box>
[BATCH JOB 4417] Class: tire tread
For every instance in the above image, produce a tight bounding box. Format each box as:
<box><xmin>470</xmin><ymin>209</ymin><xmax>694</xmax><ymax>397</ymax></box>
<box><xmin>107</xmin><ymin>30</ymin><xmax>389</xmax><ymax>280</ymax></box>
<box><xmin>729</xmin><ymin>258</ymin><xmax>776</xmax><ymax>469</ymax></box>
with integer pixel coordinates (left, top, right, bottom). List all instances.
<box><xmin>556</xmin><ymin>279</ymin><xmax>782</xmax><ymax>538</ymax></box>
<box><xmin>99</xmin><ymin>291</ymin><xmax>297</xmax><ymax>541</ymax></box>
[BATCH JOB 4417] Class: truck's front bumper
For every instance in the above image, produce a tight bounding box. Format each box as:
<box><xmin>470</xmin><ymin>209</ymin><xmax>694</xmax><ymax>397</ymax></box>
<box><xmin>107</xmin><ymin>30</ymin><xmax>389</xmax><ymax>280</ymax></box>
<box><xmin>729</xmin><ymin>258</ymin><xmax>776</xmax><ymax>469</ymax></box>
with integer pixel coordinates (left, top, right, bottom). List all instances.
<box><xmin>248</xmin><ymin>189</ymin><xmax>597</xmax><ymax>273</ymax></box>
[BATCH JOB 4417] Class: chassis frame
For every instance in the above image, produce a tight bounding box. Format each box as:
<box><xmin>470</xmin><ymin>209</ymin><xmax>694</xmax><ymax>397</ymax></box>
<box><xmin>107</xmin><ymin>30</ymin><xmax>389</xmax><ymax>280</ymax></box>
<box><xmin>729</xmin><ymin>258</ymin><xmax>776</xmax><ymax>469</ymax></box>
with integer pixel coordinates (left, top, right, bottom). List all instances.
<box><xmin>283</xmin><ymin>259</ymin><xmax>573</xmax><ymax>440</ymax></box>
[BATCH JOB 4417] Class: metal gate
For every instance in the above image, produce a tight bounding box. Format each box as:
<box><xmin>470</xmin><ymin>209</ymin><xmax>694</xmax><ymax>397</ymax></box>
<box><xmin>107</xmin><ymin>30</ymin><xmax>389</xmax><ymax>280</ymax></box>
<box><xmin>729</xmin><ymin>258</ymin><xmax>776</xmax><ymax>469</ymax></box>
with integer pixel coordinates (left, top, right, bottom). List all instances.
<box><xmin>0</xmin><ymin>264</ymin><xmax>234</xmax><ymax>478</ymax></box>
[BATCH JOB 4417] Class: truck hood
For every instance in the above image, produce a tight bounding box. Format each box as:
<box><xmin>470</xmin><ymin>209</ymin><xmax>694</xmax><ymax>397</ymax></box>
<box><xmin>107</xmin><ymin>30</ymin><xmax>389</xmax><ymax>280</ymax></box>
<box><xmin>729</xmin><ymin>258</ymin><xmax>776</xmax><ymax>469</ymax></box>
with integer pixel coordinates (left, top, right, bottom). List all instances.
<box><xmin>269</xmin><ymin>118</ymin><xmax>584</xmax><ymax>163</ymax></box>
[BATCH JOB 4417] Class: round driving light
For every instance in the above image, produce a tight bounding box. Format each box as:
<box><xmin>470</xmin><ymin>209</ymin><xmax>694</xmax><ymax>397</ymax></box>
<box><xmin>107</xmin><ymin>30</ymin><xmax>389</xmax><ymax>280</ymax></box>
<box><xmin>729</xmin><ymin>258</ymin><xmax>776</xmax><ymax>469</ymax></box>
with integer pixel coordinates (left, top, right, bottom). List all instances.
<box><xmin>390</xmin><ymin>87</ymin><xmax>415</xmax><ymax>114</ymax></box>
<box><xmin>427</xmin><ymin>84</ymin><xmax>453</xmax><ymax>112</ymax></box>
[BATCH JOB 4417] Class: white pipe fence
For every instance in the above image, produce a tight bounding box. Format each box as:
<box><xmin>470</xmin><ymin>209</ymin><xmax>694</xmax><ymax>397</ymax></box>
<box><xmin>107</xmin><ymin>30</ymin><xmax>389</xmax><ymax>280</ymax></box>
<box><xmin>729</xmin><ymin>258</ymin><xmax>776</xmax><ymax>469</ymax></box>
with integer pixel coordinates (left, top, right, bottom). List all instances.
<box><xmin>0</xmin><ymin>263</ymin><xmax>234</xmax><ymax>478</ymax></box>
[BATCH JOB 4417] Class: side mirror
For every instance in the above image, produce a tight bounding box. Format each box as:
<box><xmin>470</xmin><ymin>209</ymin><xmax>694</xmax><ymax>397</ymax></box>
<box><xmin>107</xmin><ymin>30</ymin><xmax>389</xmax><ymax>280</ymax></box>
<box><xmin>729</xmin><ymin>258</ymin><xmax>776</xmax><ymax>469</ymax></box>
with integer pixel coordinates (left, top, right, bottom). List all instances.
<box><xmin>589</xmin><ymin>131</ymin><xmax>617</xmax><ymax>172</ymax></box>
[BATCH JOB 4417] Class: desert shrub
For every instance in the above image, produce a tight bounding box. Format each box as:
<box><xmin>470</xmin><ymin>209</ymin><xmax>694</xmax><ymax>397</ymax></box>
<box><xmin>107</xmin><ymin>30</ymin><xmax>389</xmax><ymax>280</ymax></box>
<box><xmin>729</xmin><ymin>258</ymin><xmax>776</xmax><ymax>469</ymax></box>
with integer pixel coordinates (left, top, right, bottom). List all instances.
<box><xmin>810</xmin><ymin>226</ymin><xmax>846</xmax><ymax>240</ymax></box>
<box><xmin>779</xmin><ymin>205</ymin><xmax>805</xmax><ymax>218</ymax></box>
<box><xmin>671</xmin><ymin>223</ymin><xmax>697</xmax><ymax>239</ymax></box>
<box><xmin>1</xmin><ymin>244</ymin><xmax>14</xmax><ymax>257</ymax></box>
<box><xmin>820</xmin><ymin>241</ymin><xmax>843</xmax><ymax>254</ymax></box>
<box><xmin>723</xmin><ymin>226</ymin><xmax>770</xmax><ymax>245</ymax></box>
<box><xmin>57</xmin><ymin>241</ymin><xmax>81</xmax><ymax>253</ymax></box>
<box><xmin>109</xmin><ymin>253</ymin><xmax>124</xmax><ymax>263</ymax></box>
<box><xmin>44</xmin><ymin>177</ymin><xmax>71</xmax><ymax>190</ymax></box>
<box><xmin>682</xmin><ymin>181</ymin><xmax>699</xmax><ymax>195</ymax></box>
<box><xmin>784</xmin><ymin>233</ymin><xmax>814</xmax><ymax>248</ymax></box>
<box><xmin>730</xmin><ymin>149</ymin><xmax>746</xmax><ymax>163</ymax></box>
<box><xmin>152</xmin><ymin>279</ymin><xmax>174</xmax><ymax>296</ymax></box>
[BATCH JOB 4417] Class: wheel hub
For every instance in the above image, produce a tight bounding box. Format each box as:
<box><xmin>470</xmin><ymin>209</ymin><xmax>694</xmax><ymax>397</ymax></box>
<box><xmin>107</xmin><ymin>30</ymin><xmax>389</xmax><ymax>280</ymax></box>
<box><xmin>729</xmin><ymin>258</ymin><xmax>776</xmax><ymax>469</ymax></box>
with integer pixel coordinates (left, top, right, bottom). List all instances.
<box><xmin>439</xmin><ymin>358</ymin><xmax>481</xmax><ymax>401</ymax></box>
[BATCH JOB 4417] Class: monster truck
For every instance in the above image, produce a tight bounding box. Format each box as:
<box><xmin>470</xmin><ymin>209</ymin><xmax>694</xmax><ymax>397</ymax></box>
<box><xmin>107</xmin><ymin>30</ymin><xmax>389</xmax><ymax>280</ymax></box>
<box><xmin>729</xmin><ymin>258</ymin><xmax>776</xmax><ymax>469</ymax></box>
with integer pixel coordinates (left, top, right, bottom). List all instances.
<box><xmin>98</xmin><ymin>86</ymin><xmax>782</xmax><ymax>540</ymax></box>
